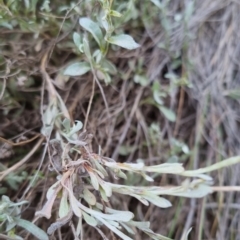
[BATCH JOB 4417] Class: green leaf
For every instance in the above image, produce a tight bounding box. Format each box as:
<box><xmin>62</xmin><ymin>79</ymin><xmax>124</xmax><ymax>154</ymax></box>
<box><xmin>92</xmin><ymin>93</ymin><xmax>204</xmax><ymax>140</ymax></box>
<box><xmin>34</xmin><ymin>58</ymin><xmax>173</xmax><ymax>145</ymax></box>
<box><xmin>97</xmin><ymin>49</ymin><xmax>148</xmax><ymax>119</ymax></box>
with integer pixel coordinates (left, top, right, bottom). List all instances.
<box><xmin>96</xmin><ymin>216</ymin><xmax>133</xmax><ymax>240</ymax></box>
<box><xmin>6</xmin><ymin>221</ymin><xmax>17</xmax><ymax>232</ymax></box>
<box><xmin>103</xmin><ymin>72</ymin><xmax>111</xmax><ymax>84</ymax></box>
<box><xmin>0</xmin><ymin>22</ymin><xmax>14</xmax><ymax>30</ymax></box>
<box><xmin>93</xmin><ymin>49</ymin><xmax>102</xmax><ymax>63</ymax></box>
<box><xmin>170</xmin><ymin>183</ymin><xmax>212</xmax><ymax>198</ymax></box>
<box><xmin>77</xmin><ymin>200</ymin><xmax>134</xmax><ymax>222</ymax></box>
<box><xmin>153</xmin><ymin>91</ymin><xmax>164</xmax><ymax>105</ymax></box>
<box><xmin>99</xmin><ymin>179</ymin><xmax>112</xmax><ymax>197</ymax></box>
<box><xmin>83</xmin><ymin>188</ymin><xmax>96</xmax><ymax>206</ymax></box>
<box><xmin>150</xmin><ymin>0</ymin><xmax>163</xmax><ymax>9</ymax></box>
<box><xmin>93</xmin><ymin>160</ymin><xmax>108</xmax><ymax>177</ymax></box>
<box><xmin>224</xmin><ymin>89</ymin><xmax>240</xmax><ymax>99</ymax></box>
<box><xmin>82</xmin><ymin>211</ymin><xmax>98</xmax><ymax>226</ymax></box>
<box><xmin>141</xmin><ymin>173</ymin><xmax>154</xmax><ymax>182</ymax></box>
<box><xmin>83</xmin><ymin>37</ymin><xmax>92</xmax><ymax>60</ymax></box>
<box><xmin>142</xmin><ymin>227</ymin><xmax>173</xmax><ymax>240</ymax></box>
<box><xmin>143</xmin><ymin>195</ymin><xmax>172</xmax><ymax>208</ymax></box>
<box><xmin>96</xmin><ymin>70</ymin><xmax>111</xmax><ymax>84</ymax></box>
<box><xmin>99</xmin><ymin>186</ymin><xmax>109</xmax><ymax>202</ymax></box>
<box><xmin>73</xmin><ymin>33</ymin><xmax>81</xmax><ymax>46</ymax></box>
<box><xmin>16</xmin><ymin>219</ymin><xmax>49</xmax><ymax>240</ymax></box>
<box><xmin>181</xmin><ymin>156</ymin><xmax>240</xmax><ymax>176</ymax></box>
<box><xmin>88</xmin><ymin>171</ymin><xmax>99</xmax><ymax>190</ymax></box>
<box><xmin>68</xmin><ymin>120</ymin><xmax>83</xmax><ymax>135</ymax></box>
<box><xmin>134</xmin><ymin>74</ymin><xmax>148</xmax><ymax>86</ymax></box>
<box><xmin>79</xmin><ymin>17</ymin><xmax>103</xmax><ymax>47</ymax></box>
<box><xmin>62</xmin><ymin>118</ymin><xmax>71</xmax><ymax>132</ymax></box>
<box><xmin>35</xmin><ymin>181</ymin><xmax>61</xmax><ymax>219</ymax></box>
<box><xmin>159</xmin><ymin>106</ymin><xmax>176</xmax><ymax>122</ymax></box>
<box><xmin>128</xmin><ymin>220</ymin><xmax>150</xmax><ymax>229</ymax></box>
<box><xmin>69</xmin><ymin>192</ymin><xmax>82</xmax><ymax>218</ymax></box>
<box><xmin>101</xmin><ymin>59</ymin><xmax>117</xmax><ymax>75</ymax></box>
<box><xmin>107</xmin><ymin>34</ymin><xmax>140</xmax><ymax>50</ymax></box>
<box><xmin>120</xmin><ymin>222</ymin><xmax>135</xmax><ymax>234</ymax></box>
<box><xmin>130</xmin><ymin>193</ymin><xmax>149</xmax><ymax>206</ymax></box>
<box><xmin>115</xmin><ymin>170</ymin><xmax>127</xmax><ymax>179</ymax></box>
<box><xmin>64</xmin><ymin>62</ymin><xmax>91</xmax><ymax>76</ymax></box>
<box><xmin>110</xmin><ymin>10</ymin><xmax>122</xmax><ymax>17</ymax></box>
<box><xmin>73</xmin><ymin>32</ymin><xmax>82</xmax><ymax>48</ymax></box>
<box><xmin>59</xmin><ymin>189</ymin><xmax>69</xmax><ymax>218</ymax></box>
<box><xmin>144</xmin><ymin>162</ymin><xmax>184</xmax><ymax>174</ymax></box>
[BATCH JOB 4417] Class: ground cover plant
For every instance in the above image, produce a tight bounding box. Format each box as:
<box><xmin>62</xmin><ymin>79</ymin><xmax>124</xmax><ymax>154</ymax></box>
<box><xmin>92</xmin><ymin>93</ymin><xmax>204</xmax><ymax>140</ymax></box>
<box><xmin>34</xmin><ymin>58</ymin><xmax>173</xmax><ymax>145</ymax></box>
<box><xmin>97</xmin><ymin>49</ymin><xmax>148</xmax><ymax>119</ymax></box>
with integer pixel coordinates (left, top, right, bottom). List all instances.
<box><xmin>1</xmin><ymin>0</ymin><xmax>240</xmax><ymax>239</ymax></box>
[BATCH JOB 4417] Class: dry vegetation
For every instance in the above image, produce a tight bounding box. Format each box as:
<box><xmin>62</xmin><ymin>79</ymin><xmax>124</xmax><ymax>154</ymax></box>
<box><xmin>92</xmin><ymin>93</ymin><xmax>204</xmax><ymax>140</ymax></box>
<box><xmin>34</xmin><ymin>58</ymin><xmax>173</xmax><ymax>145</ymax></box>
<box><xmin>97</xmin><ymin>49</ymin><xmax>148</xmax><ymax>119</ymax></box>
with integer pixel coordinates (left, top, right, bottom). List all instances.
<box><xmin>1</xmin><ymin>1</ymin><xmax>240</xmax><ymax>240</ymax></box>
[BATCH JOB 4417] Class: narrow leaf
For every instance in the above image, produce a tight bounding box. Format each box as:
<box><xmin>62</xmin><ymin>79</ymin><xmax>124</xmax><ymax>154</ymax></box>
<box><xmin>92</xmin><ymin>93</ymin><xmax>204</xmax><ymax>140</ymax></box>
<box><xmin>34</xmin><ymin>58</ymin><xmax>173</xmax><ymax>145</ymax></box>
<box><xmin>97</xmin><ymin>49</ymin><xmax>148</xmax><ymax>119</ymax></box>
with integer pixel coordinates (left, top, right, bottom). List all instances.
<box><xmin>64</xmin><ymin>62</ymin><xmax>91</xmax><ymax>76</ymax></box>
<box><xmin>16</xmin><ymin>219</ymin><xmax>49</xmax><ymax>240</ymax></box>
<box><xmin>143</xmin><ymin>195</ymin><xmax>172</xmax><ymax>208</ymax></box>
<box><xmin>96</xmin><ymin>216</ymin><xmax>133</xmax><ymax>240</ymax></box>
<box><xmin>170</xmin><ymin>184</ymin><xmax>212</xmax><ymax>198</ymax></box>
<box><xmin>110</xmin><ymin>10</ymin><xmax>122</xmax><ymax>17</ymax></box>
<box><xmin>159</xmin><ymin>106</ymin><xmax>176</xmax><ymax>122</ymax></box>
<box><xmin>88</xmin><ymin>171</ymin><xmax>99</xmax><ymax>190</ymax></box>
<box><xmin>99</xmin><ymin>186</ymin><xmax>109</xmax><ymax>202</ymax></box>
<box><xmin>142</xmin><ymin>227</ymin><xmax>173</xmax><ymax>240</ymax></box>
<box><xmin>82</xmin><ymin>211</ymin><xmax>98</xmax><ymax>226</ymax></box>
<box><xmin>69</xmin><ymin>192</ymin><xmax>82</xmax><ymax>218</ymax></box>
<box><xmin>120</xmin><ymin>222</ymin><xmax>135</xmax><ymax>234</ymax></box>
<box><xmin>130</xmin><ymin>193</ymin><xmax>149</xmax><ymax>206</ymax></box>
<box><xmin>150</xmin><ymin>0</ymin><xmax>163</xmax><ymax>9</ymax></box>
<box><xmin>107</xmin><ymin>34</ymin><xmax>140</xmax><ymax>50</ymax></box>
<box><xmin>83</xmin><ymin>188</ymin><xmax>97</xmax><ymax>205</ymax></box>
<box><xmin>59</xmin><ymin>189</ymin><xmax>69</xmax><ymax>218</ymax></box>
<box><xmin>79</xmin><ymin>17</ymin><xmax>103</xmax><ymax>47</ymax></box>
<box><xmin>101</xmin><ymin>59</ymin><xmax>117</xmax><ymax>75</ymax></box>
<box><xmin>128</xmin><ymin>220</ymin><xmax>150</xmax><ymax>229</ymax></box>
<box><xmin>35</xmin><ymin>183</ymin><xmax>62</xmax><ymax>219</ymax></box>
<box><xmin>98</xmin><ymin>178</ymin><xmax>112</xmax><ymax>197</ymax></box>
<box><xmin>73</xmin><ymin>32</ymin><xmax>82</xmax><ymax>48</ymax></box>
<box><xmin>144</xmin><ymin>163</ymin><xmax>184</xmax><ymax>174</ymax></box>
<box><xmin>83</xmin><ymin>37</ymin><xmax>92</xmax><ymax>60</ymax></box>
<box><xmin>68</xmin><ymin>120</ymin><xmax>83</xmax><ymax>135</ymax></box>
<box><xmin>94</xmin><ymin>159</ymin><xmax>108</xmax><ymax>177</ymax></box>
<box><xmin>77</xmin><ymin>200</ymin><xmax>134</xmax><ymax>222</ymax></box>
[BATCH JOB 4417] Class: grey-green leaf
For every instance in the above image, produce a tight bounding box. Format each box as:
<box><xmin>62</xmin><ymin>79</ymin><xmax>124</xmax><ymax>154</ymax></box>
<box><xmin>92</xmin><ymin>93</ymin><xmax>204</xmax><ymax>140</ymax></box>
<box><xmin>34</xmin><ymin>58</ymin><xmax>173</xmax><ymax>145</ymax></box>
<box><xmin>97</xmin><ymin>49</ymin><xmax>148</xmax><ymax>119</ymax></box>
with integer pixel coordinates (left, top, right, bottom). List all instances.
<box><xmin>150</xmin><ymin>0</ymin><xmax>163</xmax><ymax>9</ymax></box>
<box><xmin>143</xmin><ymin>195</ymin><xmax>172</xmax><ymax>208</ymax></box>
<box><xmin>59</xmin><ymin>189</ymin><xmax>69</xmax><ymax>218</ymax></box>
<box><xmin>83</xmin><ymin>188</ymin><xmax>96</xmax><ymax>205</ymax></box>
<box><xmin>107</xmin><ymin>34</ymin><xmax>140</xmax><ymax>50</ymax></box>
<box><xmin>68</xmin><ymin>120</ymin><xmax>83</xmax><ymax>135</ymax></box>
<box><xmin>101</xmin><ymin>59</ymin><xmax>117</xmax><ymax>75</ymax></box>
<box><xmin>16</xmin><ymin>219</ymin><xmax>49</xmax><ymax>240</ymax></box>
<box><xmin>159</xmin><ymin>106</ymin><xmax>176</xmax><ymax>122</ymax></box>
<box><xmin>79</xmin><ymin>17</ymin><xmax>103</xmax><ymax>47</ymax></box>
<box><xmin>83</xmin><ymin>37</ymin><xmax>92</xmax><ymax>61</ymax></box>
<box><xmin>73</xmin><ymin>32</ymin><xmax>82</xmax><ymax>48</ymax></box>
<box><xmin>142</xmin><ymin>227</ymin><xmax>173</xmax><ymax>240</ymax></box>
<box><xmin>64</xmin><ymin>62</ymin><xmax>91</xmax><ymax>76</ymax></box>
<box><xmin>88</xmin><ymin>171</ymin><xmax>99</xmax><ymax>190</ymax></box>
<box><xmin>82</xmin><ymin>211</ymin><xmax>98</xmax><ymax>226</ymax></box>
<box><xmin>96</xmin><ymin>216</ymin><xmax>133</xmax><ymax>240</ymax></box>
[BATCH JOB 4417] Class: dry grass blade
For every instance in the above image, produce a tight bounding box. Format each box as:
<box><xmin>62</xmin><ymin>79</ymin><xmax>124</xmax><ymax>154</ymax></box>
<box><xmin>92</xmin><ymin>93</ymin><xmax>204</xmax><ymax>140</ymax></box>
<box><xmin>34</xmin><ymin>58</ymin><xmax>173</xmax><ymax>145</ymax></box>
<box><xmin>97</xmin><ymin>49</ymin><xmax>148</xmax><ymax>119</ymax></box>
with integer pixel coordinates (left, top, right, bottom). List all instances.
<box><xmin>0</xmin><ymin>137</ymin><xmax>44</xmax><ymax>181</ymax></box>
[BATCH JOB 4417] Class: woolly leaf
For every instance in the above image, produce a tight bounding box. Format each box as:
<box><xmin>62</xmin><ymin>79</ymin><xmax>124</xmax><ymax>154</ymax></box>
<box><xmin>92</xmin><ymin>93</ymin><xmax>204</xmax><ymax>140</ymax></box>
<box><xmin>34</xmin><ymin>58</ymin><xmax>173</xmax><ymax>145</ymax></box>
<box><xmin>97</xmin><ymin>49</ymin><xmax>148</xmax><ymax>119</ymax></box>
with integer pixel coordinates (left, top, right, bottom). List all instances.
<box><xmin>107</xmin><ymin>34</ymin><xmax>140</xmax><ymax>50</ymax></box>
<box><xmin>64</xmin><ymin>62</ymin><xmax>91</xmax><ymax>76</ymax></box>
